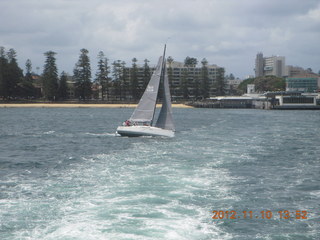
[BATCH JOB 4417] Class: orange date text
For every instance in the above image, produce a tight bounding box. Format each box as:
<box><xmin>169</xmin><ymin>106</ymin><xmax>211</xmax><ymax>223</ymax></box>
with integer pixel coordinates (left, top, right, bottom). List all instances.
<box><xmin>211</xmin><ymin>210</ymin><xmax>308</xmax><ymax>220</ymax></box>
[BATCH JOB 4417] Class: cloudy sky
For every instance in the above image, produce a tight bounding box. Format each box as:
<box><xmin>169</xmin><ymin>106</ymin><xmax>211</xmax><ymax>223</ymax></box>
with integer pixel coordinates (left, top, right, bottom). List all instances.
<box><xmin>1</xmin><ymin>0</ymin><xmax>319</xmax><ymax>78</ymax></box>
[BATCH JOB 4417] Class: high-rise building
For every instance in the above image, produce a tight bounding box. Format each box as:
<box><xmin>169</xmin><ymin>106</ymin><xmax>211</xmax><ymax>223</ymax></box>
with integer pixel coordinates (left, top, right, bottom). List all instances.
<box><xmin>254</xmin><ymin>53</ymin><xmax>286</xmax><ymax>77</ymax></box>
<box><xmin>264</xmin><ymin>56</ymin><xmax>285</xmax><ymax>77</ymax></box>
<box><xmin>254</xmin><ymin>52</ymin><xmax>264</xmax><ymax>77</ymax></box>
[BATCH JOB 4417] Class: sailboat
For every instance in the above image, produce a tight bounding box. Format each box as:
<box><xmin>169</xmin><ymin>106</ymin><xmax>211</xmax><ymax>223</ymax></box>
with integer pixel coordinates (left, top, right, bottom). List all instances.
<box><xmin>116</xmin><ymin>45</ymin><xmax>175</xmax><ymax>137</ymax></box>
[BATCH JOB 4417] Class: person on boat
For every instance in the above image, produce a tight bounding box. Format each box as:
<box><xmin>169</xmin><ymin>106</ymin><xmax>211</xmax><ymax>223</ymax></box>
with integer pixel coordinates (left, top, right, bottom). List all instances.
<box><xmin>123</xmin><ymin>120</ymin><xmax>131</xmax><ymax>126</ymax></box>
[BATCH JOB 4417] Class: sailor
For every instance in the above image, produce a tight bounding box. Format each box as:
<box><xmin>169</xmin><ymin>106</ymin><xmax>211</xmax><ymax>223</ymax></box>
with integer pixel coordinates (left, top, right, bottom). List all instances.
<box><xmin>123</xmin><ymin>120</ymin><xmax>131</xmax><ymax>126</ymax></box>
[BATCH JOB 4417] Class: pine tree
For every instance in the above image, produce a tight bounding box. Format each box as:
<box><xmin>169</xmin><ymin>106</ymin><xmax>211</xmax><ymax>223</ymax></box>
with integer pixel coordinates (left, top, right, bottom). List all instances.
<box><xmin>19</xmin><ymin>59</ymin><xmax>37</xmax><ymax>98</ymax></box>
<box><xmin>180</xmin><ymin>68</ymin><xmax>189</xmax><ymax>99</ymax></box>
<box><xmin>167</xmin><ymin>56</ymin><xmax>174</xmax><ymax>96</ymax></box>
<box><xmin>25</xmin><ymin>59</ymin><xmax>32</xmax><ymax>75</ymax></box>
<box><xmin>6</xmin><ymin>49</ymin><xmax>23</xmax><ymax>99</ymax></box>
<box><xmin>141</xmin><ymin>59</ymin><xmax>151</xmax><ymax>98</ymax></box>
<box><xmin>112</xmin><ymin>60</ymin><xmax>123</xmax><ymax>100</ymax></box>
<box><xmin>215</xmin><ymin>68</ymin><xmax>226</xmax><ymax>96</ymax></box>
<box><xmin>0</xmin><ymin>47</ymin><xmax>8</xmax><ymax>98</ymax></box>
<box><xmin>58</xmin><ymin>72</ymin><xmax>68</xmax><ymax>100</ymax></box>
<box><xmin>130</xmin><ymin>58</ymin><xmax>139</xmax><ymax>100</ymax></box>
<box><xmin>142</xmin><ymin>59</ymin><xmax>151</xmax><ymax>95</ymax></box>
<box><xmin>95</xmin><ymin>51</ymin><xmax>110</xmax><ymax>101</ymax></box>
<box><xmin>42</xmin><ymin>51</ymin><xmax>59</xmax><ymax>100</ymax></box>
<box><xmin>193</xmin><ymin>75</ymin><xmax>200</xmax><ymax>100</ymax></box>
<box><xmin>200</xmin><ymin>58</ymin><xmax>209</xmax><ymax>99</ymax></box>
<box><xmin>74</xmin><ymin>48</ymin><xmax>92</xmax><ymax>100</ymax></box>
<box><xmin>121</xmin><ymin>61</ymin><xmax>128</xmax><ymax>100</ymax></box>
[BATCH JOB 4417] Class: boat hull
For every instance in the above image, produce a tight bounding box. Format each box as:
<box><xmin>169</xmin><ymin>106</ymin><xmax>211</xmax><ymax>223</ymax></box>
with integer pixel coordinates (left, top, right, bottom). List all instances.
<box><xmin>116</xmin><ymin>126</ymin><xmax>174</xmax><ymax>138</ymax></box>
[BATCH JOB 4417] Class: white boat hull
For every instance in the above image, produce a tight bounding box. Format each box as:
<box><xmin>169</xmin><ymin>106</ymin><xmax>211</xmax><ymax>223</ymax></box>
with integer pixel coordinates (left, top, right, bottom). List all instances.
<box><xmin>116</xmin><ymin>126</ymin><xmax>174</xmax><ymax>138</ymax></box>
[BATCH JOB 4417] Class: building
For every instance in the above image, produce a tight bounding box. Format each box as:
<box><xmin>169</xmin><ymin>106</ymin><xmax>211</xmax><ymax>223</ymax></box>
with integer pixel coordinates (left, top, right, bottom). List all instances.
<box><xmin>225</xmin><ymin>78</ymin><xmax>243</xmax><ymax>95</ymax></box>
<box><xmin>102</xmin><ymin>59</ymin><xmax>225</xmax><ymax>100</ymax></box>
<box><xmin>255</xmin><ymin>52</ymin><xmax>264</xmax><ymax>77</ymax></box>
<box><xmin>264</xmin><ymin>56</ymin><xmax>285</xmax><ymax>77</ymax></box>
<box><xmin>286</xmin><ymin>74</ymin><xmax>319</xmax><ymax>93</ymax></box>
<box><xmin>168</xmin><ymin>61</ymin><xmax>225</xmax><ymax>98</ymax></box>
<box><xmin>247</xmin><ymin>84</ymin><xmax>255</xmax><ymax>94</ymax></box>
<box><xmin>285</xmin><ymin>65</ymin><xmax>310</xmax><ymax>77</ymax></box>
<box><xmin>255</xmin><ymin>52</ymin><xmax>286</xmax><ymax>77</ymax></box>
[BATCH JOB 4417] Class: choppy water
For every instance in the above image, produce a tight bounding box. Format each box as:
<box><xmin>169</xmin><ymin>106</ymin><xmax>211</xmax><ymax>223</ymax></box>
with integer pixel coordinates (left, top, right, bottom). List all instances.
<box><xmin>0</xmin><ymin>107</ymin><xmax>319</xmax><ymax>240</ymax></box>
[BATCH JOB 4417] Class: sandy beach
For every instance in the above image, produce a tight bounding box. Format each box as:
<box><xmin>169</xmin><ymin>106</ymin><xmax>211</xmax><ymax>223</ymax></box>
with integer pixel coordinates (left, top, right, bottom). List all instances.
<box><xmin>0</xmin><ymin>103</ymin><xmax>193</xmax><ymax>108</ymax></box>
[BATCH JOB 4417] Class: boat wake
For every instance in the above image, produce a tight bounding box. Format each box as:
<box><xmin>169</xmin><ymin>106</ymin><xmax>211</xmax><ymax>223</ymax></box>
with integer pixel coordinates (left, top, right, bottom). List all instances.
<box><xmin>85</xmin><ymin>132</ymin><xmax>117</xmax><ymax>137</ymax></box>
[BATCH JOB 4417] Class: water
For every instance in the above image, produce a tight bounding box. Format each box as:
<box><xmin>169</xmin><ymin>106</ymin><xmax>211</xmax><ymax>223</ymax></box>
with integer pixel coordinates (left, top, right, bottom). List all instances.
<box><xmin>0</xmin><ymin>107</ymin><xmax>319</xmax><ymax>240</ymax></box>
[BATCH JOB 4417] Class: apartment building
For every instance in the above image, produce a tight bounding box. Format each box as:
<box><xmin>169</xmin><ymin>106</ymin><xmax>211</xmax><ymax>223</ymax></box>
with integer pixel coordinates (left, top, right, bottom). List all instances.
<box><xmin>168</xmin><ymin>61</ymin><xmax>225</xmax><ymax>98</ymax></box>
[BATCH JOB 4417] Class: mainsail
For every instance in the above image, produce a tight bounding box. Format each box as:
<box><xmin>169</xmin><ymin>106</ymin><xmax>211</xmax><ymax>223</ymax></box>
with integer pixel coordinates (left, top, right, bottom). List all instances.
<box><xmin>155</xmin><ymin>64</ymin><xmax>175</xmax><ymax>131</ymax></box>
<box><xmin>129</xmin><ymin>56</ymin><xmax>163</xmax><ymax>123</ymax></box>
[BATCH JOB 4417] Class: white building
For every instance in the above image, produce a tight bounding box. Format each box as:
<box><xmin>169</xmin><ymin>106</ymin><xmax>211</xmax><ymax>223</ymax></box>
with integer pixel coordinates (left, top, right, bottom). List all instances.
<box><xmin>247</xmin><ymin>84</ymin><xmax>255</xmax><ymax>94</ymax></box>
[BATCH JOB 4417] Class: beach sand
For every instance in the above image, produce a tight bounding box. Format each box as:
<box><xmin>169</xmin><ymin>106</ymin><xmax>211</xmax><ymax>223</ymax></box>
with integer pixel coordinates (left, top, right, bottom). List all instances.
<box><xmin>0</xmin><ymin>103</ymin><xmax>193</xmax><ymax>108</ymax></box>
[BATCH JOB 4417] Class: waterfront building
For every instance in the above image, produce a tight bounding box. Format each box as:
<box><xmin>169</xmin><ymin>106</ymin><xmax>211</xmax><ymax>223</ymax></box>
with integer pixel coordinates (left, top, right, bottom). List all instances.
<box><xmin>286</xmin><ymin>74</ymin><xmax>319</xmax><ymax>92</ymax></box>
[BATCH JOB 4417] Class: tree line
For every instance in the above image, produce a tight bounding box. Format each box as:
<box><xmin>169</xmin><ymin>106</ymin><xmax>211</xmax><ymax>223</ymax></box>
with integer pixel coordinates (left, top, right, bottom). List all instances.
<box><xmin>0</xmin><ymin>46</ymin><xmax>226</xmax><ymax>101</ymax></box>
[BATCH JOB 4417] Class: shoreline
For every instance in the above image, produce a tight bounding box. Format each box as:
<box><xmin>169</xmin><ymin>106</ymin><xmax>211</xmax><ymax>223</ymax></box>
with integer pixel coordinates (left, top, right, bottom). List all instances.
<box><xmin>0</xmin><ymin>103</ymin><xmax>193</xmax><ymax>108</ymax></box>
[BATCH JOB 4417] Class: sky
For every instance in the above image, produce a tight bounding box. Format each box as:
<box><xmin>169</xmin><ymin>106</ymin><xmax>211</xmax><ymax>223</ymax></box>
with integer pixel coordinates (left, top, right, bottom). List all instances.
<box><xmin>1</xmin><ymin>0</ymin><xmax>320</xmax><ymax>79</ymax></box>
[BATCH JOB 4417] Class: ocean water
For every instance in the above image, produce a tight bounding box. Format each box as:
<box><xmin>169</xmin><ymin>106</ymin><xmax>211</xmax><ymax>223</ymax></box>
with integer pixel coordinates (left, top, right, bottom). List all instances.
<box><xmin>0</xmin><ymin>107</ymin><xmax>319</xmax><ymax>240</ymax></box>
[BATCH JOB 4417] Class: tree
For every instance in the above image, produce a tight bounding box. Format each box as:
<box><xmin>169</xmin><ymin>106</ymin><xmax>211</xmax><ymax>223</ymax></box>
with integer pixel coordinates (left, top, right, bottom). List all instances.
<box><xmin>42</xmin><ymin>51</ymin><xmax>59</xmax><ymax>100</ymax></box>
<box><xmin>237</xmin><ymin>78</ymin><xmax>254</xmax><ymax>94</ymax></box>
<box><xmin>6</xmin><ymin>48</ymin><xmax>23</xmax><ymax>99</ymax></box>
<box><xmin>0</xmin><ymin>46</ymin><xmax>8</xmax><ymax>98</ymax></box>
<box><xmin>200</xmin><ymin>58</ymin><xmax>209</xmax><ymax>99</ymax></box>
<box><xmin>142</xmin><ymin>59</ymin><xmax>151</xmax><ymax>97</ymax></box>
<box><xmin>237</xmin><ymin>76</ymin><xmax>285</xmax><ymax>94</ymax></box>
<box><xmin>253</xmin><ymin>76</ymin><xmax>285</xmax><ymax>92</ymax></box>
<box><xmin>215</xmin><ymin>68</ymin><xmax>226</xmax><ymax>96</ymax></box>
<box><xmin>19</xmin><ymin>59</ymin><xmax>37</xmax><ymax>98</ymax></box>
<box><xmin>58</xmin><ymin>72</ymin><xmax>68</xmax><ymax>100</ymax></box>
<box><xmin>112</xmin><ymin>60</ymin><xmax>127</xmax><ymax>100</ymax></box>
<box><xmin>192</xmin><ymin>75</ymin><xmax>200</xmax><ymax>99</ymax></box>
<box><xmin>121</xmin><ymin>61</ymin><xmax>128</xmax><ymax>100</ymax></box>
<box><xmin>95</xmin><ymin>51</ymin><xmax>110</xmax><ymax>100</ymax></box>
<box><xmin>180</xmin><ymin>68</ymin><xmax>189</xmax><ymax>99</ymax></box>
<box><xmin>74</xmin><ymin>48</ymin><xmax>92</xmax><ymax>100</ymax></box>
<box><xmin>167</xmin><ymin>56</ymin><xmax>174</xmax><ymax>96</ymax></box>
<box><xmin>184</xmin><ymin>56</ymin><xmax>198</xmax><ymax>67</ymax></box>
<box><xmin>130</xmin><ymin>57</ymin><xmax>139</xmax><ymax>100</ymax></box>
<box><xmin>25</xmin><ymin>59</ymin><xmax>32</xmax><ymax>74</ymax></box>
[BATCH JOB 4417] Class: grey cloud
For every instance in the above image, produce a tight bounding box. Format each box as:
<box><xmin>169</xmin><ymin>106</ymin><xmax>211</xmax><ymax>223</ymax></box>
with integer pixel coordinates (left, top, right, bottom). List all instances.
<box><xmin>0</xmin><ymin>0</ymin><xmax>319</xmax><ymax>77</ymax></box>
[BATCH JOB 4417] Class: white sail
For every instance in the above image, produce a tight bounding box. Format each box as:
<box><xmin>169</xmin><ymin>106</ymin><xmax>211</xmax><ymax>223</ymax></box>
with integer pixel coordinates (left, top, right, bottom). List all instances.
<box><xmin>155</xmin><ymin>64</ymin><xmax>175</xmax><ymax>131</ymax></box>
<box><xmin>129</xmin><ymin>56</ymin><xmax>163</xmax><ymax>123</ymax></box>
